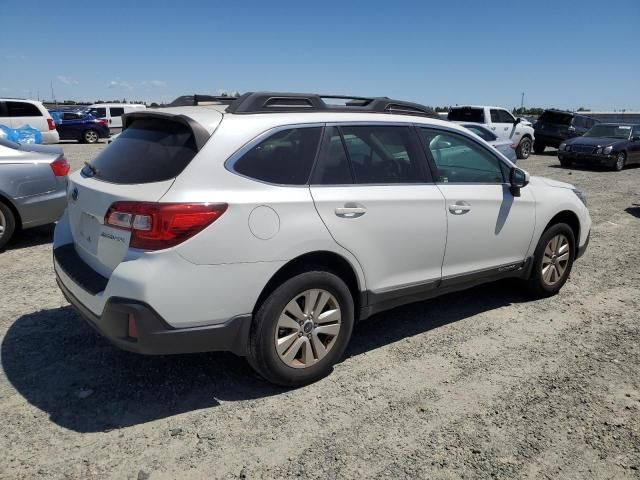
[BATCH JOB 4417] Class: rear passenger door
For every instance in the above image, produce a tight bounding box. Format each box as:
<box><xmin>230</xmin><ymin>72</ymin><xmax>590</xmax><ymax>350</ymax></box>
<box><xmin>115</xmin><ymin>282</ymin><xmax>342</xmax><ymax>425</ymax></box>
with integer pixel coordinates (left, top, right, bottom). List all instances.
<box><xmin>310</xmin><ymin>124</ymin><xmax>447</xmax><ymax>298</ymax></box>
<box><xmin>108</xmin><ymin>107</ymin><xmax>125</xmax><ymax>131</ymax></box>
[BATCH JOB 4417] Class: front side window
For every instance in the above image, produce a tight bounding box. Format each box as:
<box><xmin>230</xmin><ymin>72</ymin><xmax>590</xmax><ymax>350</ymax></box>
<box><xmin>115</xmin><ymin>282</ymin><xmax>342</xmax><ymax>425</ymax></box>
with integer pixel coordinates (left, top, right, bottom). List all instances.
<box><xmin>88</xmin><ymin>107</ymin><xmax>106</xmax><ymax>118</ymax></box>
<box><xmin>420</xmin><ymin>128</ymin><xmax>504</xmax><ymax>184</ymax></box>
<box><xmin>7</xmin><ymin>101</ymin><xmax>42</xmax><ymax>117</ymax></box>
<box><xmin>233</xmin><ymin>127</ymin><xmax>322</xmax><ymax>185</ymax></box>
<box><xmin>498</xmin><ymin>109</ymin><xmax>515</xmax><ymax>123</ymax></box>
<box><xmin>339</xmin><ymin>125</ymin><xmax>425</xmax><ymax>184</ymax></box>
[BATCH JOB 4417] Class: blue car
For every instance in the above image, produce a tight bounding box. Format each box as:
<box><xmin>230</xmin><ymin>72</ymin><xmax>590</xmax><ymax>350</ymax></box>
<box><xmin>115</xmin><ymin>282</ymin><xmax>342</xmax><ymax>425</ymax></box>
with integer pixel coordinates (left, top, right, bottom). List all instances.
<box><xmin>49</xmin><ymin>109</ymin><xmax>110</xmax><ymax>143</ymax></box>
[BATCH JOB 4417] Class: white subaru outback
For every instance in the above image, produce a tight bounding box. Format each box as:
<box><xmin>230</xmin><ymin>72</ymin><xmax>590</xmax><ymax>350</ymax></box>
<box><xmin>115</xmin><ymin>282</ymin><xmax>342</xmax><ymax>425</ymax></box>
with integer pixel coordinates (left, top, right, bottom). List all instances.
<box><xmin>53</xmin><ymin>93</ymin><xmax>591</xmax><ymax>386</ymax></box>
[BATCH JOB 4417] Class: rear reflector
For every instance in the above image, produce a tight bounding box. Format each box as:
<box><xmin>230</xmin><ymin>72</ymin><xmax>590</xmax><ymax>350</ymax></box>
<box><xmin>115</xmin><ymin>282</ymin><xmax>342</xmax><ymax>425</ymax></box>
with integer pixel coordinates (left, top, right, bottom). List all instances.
<box><xmin>127</xmin><ymin>314</ymin><xmax>138</xmax><ymax>339</ymax></box>
<box><xmin>47</xmin><ymin>118</ymin><xmax>56</xmax><ymax>130</ymax></box>
<box><xmin>105</xmin><ymin>202</ymin><xmax>228</xmax><ymax>250</ymax></box>
<box><xmin>50</xmin><ymin>157</ymin><xmax>70</xmax><ymax>177</ymax></box>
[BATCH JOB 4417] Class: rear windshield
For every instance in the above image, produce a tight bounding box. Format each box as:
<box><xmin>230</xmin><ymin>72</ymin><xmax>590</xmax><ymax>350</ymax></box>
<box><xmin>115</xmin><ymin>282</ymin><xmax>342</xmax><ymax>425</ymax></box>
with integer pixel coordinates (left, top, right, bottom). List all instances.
<box><xmin>539</xmin><ymin>111</ymin><xmax>573</xmax><ymax>125</ymax></box>
<box><xmin>448</xmin><ymin>108</ymin><xmax>484</xmax><ymax>123</ymax></box>
<box><xmin>82</xmin><ymin>118</ymin><xmax>199</xmax><ymax>184</ymax></box>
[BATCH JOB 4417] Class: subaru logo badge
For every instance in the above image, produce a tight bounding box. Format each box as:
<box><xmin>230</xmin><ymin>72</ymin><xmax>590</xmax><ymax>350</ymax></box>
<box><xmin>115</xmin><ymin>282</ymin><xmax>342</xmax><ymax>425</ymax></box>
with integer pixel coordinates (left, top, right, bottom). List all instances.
<box><xmin>70</xmin><ymin>188</ymin><xmax>78</xmax><ymax>201</ymax></box>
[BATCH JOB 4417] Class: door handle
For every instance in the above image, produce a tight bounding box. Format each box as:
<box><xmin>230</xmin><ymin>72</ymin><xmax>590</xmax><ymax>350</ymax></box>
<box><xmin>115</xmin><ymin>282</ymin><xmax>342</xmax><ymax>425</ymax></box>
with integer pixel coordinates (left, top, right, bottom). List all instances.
<box><xmin>491</xmin><ymin>127</ymin><xmax>497</xmax><ymax>130</ymax></box>
<box><xmin>335</xmin><ymin>203</ymin><xmax>367</xmax><ymax>218</ymax></box>
<box><xmin>448</xmin><ymin>201</ymin><xmax>471</xmax><ymax>215</ymax></box>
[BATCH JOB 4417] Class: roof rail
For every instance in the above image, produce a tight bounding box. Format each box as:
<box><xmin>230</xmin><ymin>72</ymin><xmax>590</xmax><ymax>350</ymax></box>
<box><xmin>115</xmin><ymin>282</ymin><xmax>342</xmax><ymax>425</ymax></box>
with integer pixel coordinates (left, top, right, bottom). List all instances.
<box><xmin>226</xmin><ymin>92</ymin><xmax>438</xmax><ymax>118</ymax></box>
<box><xmin>168</xmin><ymin>94</ymin><xmax>239</xmax><ymax>107</ymax></box>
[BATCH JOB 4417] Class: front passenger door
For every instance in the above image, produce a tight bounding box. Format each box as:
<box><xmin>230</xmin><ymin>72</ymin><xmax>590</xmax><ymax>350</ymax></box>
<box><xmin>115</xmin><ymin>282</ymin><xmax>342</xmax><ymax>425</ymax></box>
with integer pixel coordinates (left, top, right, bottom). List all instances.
<box><xmin>419</xmin><ymin>127</ymin><xmax>535</xmax><ymax>280</ymax></box>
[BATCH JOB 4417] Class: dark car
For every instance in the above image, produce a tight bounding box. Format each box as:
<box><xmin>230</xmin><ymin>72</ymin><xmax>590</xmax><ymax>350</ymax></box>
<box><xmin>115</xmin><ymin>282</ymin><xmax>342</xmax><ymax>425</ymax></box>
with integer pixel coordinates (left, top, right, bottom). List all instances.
<box><xmin>533</xmin><ymin>110</ymin><xmax>599</xmax><ymax>153</ymax></box>
<box><xmin>49</xmin><ymin>109</ymin><xmax>110</xmax><ymax>143</ymax></box>
<box><xmin>558</xmin><ymin>123</ymin><xmax>640</xmax><ymax>171</ymax></box>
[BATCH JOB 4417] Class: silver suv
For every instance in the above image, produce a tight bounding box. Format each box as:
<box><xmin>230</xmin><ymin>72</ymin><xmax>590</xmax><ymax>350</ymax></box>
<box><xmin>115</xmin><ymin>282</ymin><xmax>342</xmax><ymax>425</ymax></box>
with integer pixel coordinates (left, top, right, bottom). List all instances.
<box><xmin>54</xmin><ymin>93</ymin><xmax>591</xmax><ymax>386</ymax></box>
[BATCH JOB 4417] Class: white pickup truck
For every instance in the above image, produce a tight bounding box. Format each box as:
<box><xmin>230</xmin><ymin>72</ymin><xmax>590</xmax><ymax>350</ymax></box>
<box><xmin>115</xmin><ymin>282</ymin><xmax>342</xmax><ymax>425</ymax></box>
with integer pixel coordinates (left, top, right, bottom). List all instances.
<box><xmin>447</xmin><ymin>106</ymin><xmax>535</xmax><ymax>159</ymax></box>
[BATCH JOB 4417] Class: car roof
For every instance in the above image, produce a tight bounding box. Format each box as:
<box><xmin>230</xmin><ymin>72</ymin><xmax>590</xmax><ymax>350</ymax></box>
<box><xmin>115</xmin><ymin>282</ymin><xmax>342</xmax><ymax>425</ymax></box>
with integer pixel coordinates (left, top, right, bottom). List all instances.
<box><xmin>0</xmin><ymin>97</ymin><xmax>43</xmax><ymax>105</ymax></box>
<box><xmin>450</xmin><ymin>105</ymin><xmax>505</xmax><ymax>110</ymax></box>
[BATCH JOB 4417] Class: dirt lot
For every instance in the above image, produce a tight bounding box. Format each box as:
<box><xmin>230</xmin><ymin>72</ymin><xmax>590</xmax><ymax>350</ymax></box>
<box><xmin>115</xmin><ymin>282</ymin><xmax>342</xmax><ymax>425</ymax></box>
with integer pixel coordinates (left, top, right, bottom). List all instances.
<box><xmin>1</xmin><ymin>141</ymin><xmax>639</xmax><ymax>479</ymax></box>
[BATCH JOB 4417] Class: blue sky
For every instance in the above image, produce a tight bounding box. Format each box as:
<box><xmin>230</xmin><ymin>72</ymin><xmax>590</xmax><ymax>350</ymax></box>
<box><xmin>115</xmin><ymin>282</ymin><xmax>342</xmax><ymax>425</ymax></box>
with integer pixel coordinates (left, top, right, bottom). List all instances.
<box><xmin>1</xmin><ymin>0</ymin><xmax>638</xmax><ymax>110</ymax></box>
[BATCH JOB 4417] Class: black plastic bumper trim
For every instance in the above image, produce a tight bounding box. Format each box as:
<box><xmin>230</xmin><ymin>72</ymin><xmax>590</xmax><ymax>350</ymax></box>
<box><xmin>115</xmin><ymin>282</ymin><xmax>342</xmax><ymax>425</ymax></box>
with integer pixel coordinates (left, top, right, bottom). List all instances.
<box><xmin>53</xmin><ymin>244</ymin><xmax>108</xmax><ymax>295</ymax></box>
<box><xmin>56</xmin><ymin>275</ymin><xmax>251</xmax><ymax>356</ymax></box>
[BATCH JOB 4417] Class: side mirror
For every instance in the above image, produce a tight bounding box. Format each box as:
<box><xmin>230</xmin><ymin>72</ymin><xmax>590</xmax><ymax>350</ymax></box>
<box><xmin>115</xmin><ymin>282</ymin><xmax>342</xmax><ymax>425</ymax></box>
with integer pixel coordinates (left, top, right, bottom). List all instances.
<box><xmin>513</xmin><ymin>117</ymin><xmax>521</xmax><ymax>125</ymax></box>
<box><xmin>509</xmin><ymin>167</ymin><xmax>529</xmax><ymax>197</ymax></box>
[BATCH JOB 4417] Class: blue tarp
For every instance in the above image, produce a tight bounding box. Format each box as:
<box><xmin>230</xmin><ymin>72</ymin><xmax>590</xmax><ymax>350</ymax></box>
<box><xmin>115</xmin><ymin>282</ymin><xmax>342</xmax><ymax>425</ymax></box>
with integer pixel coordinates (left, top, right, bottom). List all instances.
<box><xmin>0</xmin><ymin>124</ymin><xmax>43</xmax><ymax>144</ymax></box>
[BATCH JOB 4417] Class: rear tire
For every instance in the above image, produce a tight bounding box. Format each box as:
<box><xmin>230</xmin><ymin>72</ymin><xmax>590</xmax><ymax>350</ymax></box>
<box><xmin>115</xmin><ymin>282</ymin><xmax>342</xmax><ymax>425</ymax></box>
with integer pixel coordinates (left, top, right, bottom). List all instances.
<box><xmin>533</xmin><ymin>140</ymin><xmax>546</xmax><ymax>154</ymax></box>
<box><xmin>0</xmin><ymin>202</ymin><xmax>17</xmax><ymax>250</ymax></box>
<box><xmin>559</xmin><ymin>158</ymin><xmax>572</xmax><ymax>168</ymax></box>
<box><xmin>613</xmin><ymin>152</ymin><xmax>626</xmax><ymax>171</ymax></box>
<box><xmin>525</xmin><ymin>223</ymin><xmax>575</xmax><ymax>298</ymax></box>
<box><xmin>82</xmin><ymin>129</ymin><xmax>99</xmax><ymax>144</ymax></box>
<box><xmin>247</xmin><ymin>269</ymin><xmax>354</xmax><ymax>387</ymax></box>
<box><xmin>516</xmin><ymin>138</ymin><xmax>532</xmax><ymax>159</ymax></box>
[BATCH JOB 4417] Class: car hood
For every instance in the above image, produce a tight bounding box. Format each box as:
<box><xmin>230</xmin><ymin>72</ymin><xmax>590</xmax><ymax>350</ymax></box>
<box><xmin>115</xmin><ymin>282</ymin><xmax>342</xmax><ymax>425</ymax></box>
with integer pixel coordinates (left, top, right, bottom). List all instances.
<box><xmin>567</xmin><ymin>136</ymin><xmax>625</xmax><ymax>147</ymax></box>
<box><xmin>529</xmin><ymin>175</ymin><xmax>574</xmax><ymax>190</ymax></box>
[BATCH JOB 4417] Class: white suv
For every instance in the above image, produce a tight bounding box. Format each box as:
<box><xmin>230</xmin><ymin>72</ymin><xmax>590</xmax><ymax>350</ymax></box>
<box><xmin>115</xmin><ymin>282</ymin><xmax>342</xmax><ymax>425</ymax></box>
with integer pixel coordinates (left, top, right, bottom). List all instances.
<box><xmin>448</xmin><ymin>106</ymin><xmax>535</xmax><ymax>159</ymax></box>
<box><xmin>0</xmin><ymin>98</ymin><xmax>60</xmax><ymax>144</ymax></box>
<box><xmin>53</xmin><ymin>93</ymin><xmax>591</xmax><ymax>386</ymax></box>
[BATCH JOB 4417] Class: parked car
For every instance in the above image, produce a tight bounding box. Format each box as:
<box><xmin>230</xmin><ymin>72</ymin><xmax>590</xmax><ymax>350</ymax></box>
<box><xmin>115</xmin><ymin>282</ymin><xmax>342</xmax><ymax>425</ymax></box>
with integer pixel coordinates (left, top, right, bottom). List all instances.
<box><xmin>558</xmin><ymin>123</ymin><xmax>640</xmax><ymax>171</ymax></box>
<box><xmin>53</xmin><ymin>92</ymin><xmax>591</xmax><ymax>386</ymax></box>
<box><xmin>461</xmin><ymin>123</ymin><xmax>518</xmax><ymax>162</ymax></box>
<box><xmin>447</xmin><ymin>106</ymin><xmax>534</xmax><ymax>159</ymax></box>
<box><xmin>0</xmin><ymin>98</ymin><xmax>59</xmax><ymax>144</ymax></box>
<box><xmin>0</xmin><ymin>138</ymin><xmax>69</xmax><ymax>249</ymax></box>
<box><xmin>50</xmin><ymin>110</ymin><xmax>110</xmax><ymax>143</ymax></box>
<box><xmin>533</xmin><ymin>110</ymin><xmax>599</xmax><ymax>153</ymax></box>
<box><xmin>87</xmin><ymin>104</ymin><xmax>146</xmax><ymax>134</ymax></box>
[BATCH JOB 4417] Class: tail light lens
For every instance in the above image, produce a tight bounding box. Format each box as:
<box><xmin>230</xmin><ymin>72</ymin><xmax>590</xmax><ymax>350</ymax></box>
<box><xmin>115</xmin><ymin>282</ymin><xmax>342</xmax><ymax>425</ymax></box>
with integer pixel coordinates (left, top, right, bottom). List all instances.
<box><xmin>96</xmin><ymin>119</ymin><xmax>108</xmax><ymax>127</ymax></box>
<box><xmin>50</xmin><ymin>157</ymin><xmax>70</xmax><ymax>177</ymax></box>
<box><xmin>47</xmin><ymin>118</ymin><xmax>56</xmax><ymax>130</ymax></box>
<box><xmin>105</xmin><ymin>202</ymin><xmax>227</xmax><ymax>250</ymax></box>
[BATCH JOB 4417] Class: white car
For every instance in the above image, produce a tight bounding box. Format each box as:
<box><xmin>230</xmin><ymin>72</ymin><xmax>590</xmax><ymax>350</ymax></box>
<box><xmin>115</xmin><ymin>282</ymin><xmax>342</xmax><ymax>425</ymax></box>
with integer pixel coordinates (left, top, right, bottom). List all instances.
<box><xmin>0</xmin><ymin>98</ymin><xmax>60</xmax><ymax>144</ymax></box>
<box><xmin>448</xmin><ymin>106</ymin><xmax>535</xmax><ymax>159</ymax></box>
<box><xmin>53</xmin><ymin>92</ymin><xmax>591</xmax><ymax>386</ymax></box>
<box><xmin>87</xmin><ymin>103</ymin><xmax>146</xmax><ymax>134</ymax></box>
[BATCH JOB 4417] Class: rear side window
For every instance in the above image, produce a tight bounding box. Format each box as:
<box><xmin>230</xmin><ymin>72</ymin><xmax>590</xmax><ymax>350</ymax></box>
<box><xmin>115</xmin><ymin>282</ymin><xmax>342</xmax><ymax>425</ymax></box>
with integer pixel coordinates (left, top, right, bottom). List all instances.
<box><xmin>110</xmin><ymin>107</ymin><xmax>125</xmax><ymax>117</ymax></box>
<box><xmin>448</xmin><ymin>108</ymin><xmax>484</xmax><ymax>123</ymax></box>
<box><xmin>7</xmin><ymin>101</ymin><xmax>42</xmax><ymax>117</ymax></box>
<box><xmin>82</xmin><ymin>117</ymin><xmax>199</xmax><ymax>184</ymax></box>
<box><xmin>88</xmin><ymin>107</ymin><xmax>106</xmax><ymax>118</ymax></box>
<box><xmin>233</xmin><ymin>127</ymin><xmax>322</xmax><ymax>185</ymax></box>
<box><xmin>539</xmin><ymin>111</ymin><xmax>573</xmax><ymax>125</ymax></box>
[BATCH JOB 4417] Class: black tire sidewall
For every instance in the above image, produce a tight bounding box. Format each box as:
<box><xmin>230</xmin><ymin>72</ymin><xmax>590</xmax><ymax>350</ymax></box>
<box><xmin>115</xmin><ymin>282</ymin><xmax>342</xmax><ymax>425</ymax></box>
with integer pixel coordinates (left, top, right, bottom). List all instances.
<box><xmin>0</xmin><ymin>202</ymin><xmax>16</xmax><ymax>250</ymax></box>
<box><xmin>533</xmin><ymin>141</ymin><xmax>546</xmax><ymax>154</ymax></box>
<box><xmin>517</xmin><ymin>138</ymin><xmax>531</xmax><ymax>159</ymax></box>
<box><xmin>83</xmin><ymin>129</ymin><xmax>98</xmax><ymax>143</ymax></box>
<box><xmin>614</xmin><ymin>152</ymin><xmax>626</xmax><ymax>171</ymax></box>
<box><xmin>248</xmin><ymin>270</ymin><xmax>354</xmax><ymax>387</ymax></box>
<box><xmin>528</xmin><ymin>223</ymin><xmax>575</xmax><ymax>297</ymax></box>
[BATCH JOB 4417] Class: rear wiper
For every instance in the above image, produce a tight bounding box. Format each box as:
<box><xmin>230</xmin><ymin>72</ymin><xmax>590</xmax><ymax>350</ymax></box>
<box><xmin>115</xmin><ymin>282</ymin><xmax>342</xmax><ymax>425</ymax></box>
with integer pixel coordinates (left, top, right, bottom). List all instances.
<box><xmin>83</xmin><ymin>161</ymin><xmax>99</xmax><ymax>177</ymax></box>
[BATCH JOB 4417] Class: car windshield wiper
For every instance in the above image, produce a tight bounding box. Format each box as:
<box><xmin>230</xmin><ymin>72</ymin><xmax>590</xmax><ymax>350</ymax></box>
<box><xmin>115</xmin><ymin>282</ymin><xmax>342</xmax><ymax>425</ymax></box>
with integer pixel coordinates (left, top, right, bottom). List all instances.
<box><xmin>83</xmin><ymin>161</ymin><xmax>99</xmax><ymax>177</ymax></box>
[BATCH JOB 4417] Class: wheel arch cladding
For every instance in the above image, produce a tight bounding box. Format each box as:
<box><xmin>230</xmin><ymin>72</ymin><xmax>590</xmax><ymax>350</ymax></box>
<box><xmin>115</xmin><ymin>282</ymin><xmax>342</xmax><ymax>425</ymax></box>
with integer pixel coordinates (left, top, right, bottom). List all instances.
<box><xmin>253</xmin><ymin>251</ymin><xmax>361</xmax><ymax>316</ymax></box>
<box><xmin>544</xmin><ymin>210</ymin><xmax>580</xmax><ymax>253</ymax></box>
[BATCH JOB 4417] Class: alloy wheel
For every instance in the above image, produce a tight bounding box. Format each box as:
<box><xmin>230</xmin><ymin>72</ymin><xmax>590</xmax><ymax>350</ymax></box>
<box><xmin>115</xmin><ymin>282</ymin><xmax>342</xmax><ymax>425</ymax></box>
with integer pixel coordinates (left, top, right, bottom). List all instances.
<box><xmin>615</xmin><ymin>153</ymin><xmax>625</xmax><ymax>171</ymax></box>
<box><xmin>541</xmin><ymin>234</ymin><xmax>571</xmax><ymax>286</ymax></box>
<box><xmin>521</xmin><ymin>140</ymin><xmax>531</xmax><ymax>158</ymax></box>
<box><xmin>0</xmin><ymin>209</ymin><xmax>5</xmax><ymax>238</ymax></box>
<box><xmin>274</xmin><ymin>289</ymin><xmax>341</xmax><ymax>369</ymax></box>
<box><xmin>85</xmin><ymin>130</ymin><xmax>98</xmax><ymax>143</ymax></box>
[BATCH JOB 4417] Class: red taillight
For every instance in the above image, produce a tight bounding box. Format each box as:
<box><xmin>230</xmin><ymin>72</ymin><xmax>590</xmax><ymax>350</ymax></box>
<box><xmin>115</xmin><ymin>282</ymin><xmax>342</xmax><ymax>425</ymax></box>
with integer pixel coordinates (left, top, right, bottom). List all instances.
<box><xmin>96</xmin><ymin>119</ymin><xmax>108</xmax><ymax>127</ymax></box>
<box><xmin>47</xmin><ymin>118</ymin><xmax>56</xmax><ymax>130</ymax></box>
<box><xmin>104</xmin><ymin>202</ymin><xmax>228</xmax><ymax>250</ymax></box>
<box><xmin>50</xmin><ymin>157</ymin><xmax>70</xmax><ymax>177</ymax></box>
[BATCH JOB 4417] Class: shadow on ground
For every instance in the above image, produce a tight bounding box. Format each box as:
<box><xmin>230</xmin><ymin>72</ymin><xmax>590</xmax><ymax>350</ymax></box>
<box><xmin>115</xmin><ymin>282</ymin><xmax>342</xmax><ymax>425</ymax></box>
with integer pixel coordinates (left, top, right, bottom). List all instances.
<box><xmin>1</xmin><ymin>224</ymin><xmax>54</xmax><ymax>252</ymax></box>
<box><xmin>1</xmin><ymin>280</ymin><xmax>531</xmax><ymax>433</ymax></box>
<box><xmin>625</xmin><ymin>206</ymin><xmax>640</xmax><ymax>219</ymax></box>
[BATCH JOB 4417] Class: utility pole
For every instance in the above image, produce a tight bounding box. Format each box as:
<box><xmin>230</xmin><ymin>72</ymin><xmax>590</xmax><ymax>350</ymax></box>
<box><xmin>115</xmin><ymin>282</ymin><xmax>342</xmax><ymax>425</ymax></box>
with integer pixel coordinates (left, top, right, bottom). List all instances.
<box><xmin>520</xmin><ymin>92</ymin><xmax>525</xmax><ymax>111</ymax></box>
<box><xmin>50</xmin><ymin>80</ymin><xmax>57</xmax><ymax>107</ymax></box>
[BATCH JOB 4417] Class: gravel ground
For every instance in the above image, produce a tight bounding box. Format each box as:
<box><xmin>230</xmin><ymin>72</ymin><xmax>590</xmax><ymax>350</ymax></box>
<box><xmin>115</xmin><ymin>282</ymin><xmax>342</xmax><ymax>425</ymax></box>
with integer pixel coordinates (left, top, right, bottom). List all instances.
<box><xmin>1</xmin><ymin>142</ymin><xmax>639</xmax><ymax>480</ymax></box>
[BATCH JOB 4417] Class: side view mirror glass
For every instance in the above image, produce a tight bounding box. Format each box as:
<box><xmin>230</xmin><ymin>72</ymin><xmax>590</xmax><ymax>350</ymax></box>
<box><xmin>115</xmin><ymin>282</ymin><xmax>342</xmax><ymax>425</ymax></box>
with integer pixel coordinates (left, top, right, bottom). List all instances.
<box><xmin>510</xmin><ymin>167</ymin><xmax>529</xmax><ymax>196</ymax></box>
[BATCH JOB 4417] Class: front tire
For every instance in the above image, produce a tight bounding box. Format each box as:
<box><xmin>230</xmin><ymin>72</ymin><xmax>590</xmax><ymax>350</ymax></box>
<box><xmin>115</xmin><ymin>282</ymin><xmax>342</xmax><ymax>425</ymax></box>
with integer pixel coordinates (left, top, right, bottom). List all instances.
<box><xmin>0</xmin><ymin>202</ymin><xmax>17</xmax><ymax>250</ymax></box>
<box><xmin>516</xmin><ymin>138</ymin><xmax>532</xmax><ymax>159</ymax></box>
<box><xmin>533</xmin><ymin>140</ymin><xmax>546</xmax><ymax>154</ymax></box>
<box><xmin>82</xmin><ymin>129</ymin><xmax>99</xmax><ymax>144</ymax></box>
<box><xmin>559</xmin><ymin>158</ymin><xmax>572</xmax><ymax>168</ymax></box>
<box><xmin>613</xmin><ymin>152</ymin><xmax>626</xmax><ymax>171</ymax></box>
<box><xmin>247</xmin><ymin>269</ymin><xmax>354</xmax><ymax>387</ymax></box>
<box><xmin>525</xmin><ymin>223</ymin><xmax>575</xmax><ymax>298</ymax></box>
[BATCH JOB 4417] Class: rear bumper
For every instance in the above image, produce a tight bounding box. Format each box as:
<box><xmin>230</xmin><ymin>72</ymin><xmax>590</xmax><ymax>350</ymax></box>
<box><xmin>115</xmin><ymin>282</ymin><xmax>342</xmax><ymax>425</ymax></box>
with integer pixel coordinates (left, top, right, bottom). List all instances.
<box><xmin>16</xmin><ymin>188</ymin><xmax>67</xmax><ymax>229</ymax></box>
<box><xmin>42</xmin><ymin>130</ymin><xmax>60</xmax><ymax>144</ymax></box>
<box><xmin>53</xmin><ymin>244</ymin><xmax>252</xmax><ymax>356</ymax></box>
<box><xmin>534</xmin><ymin>133</ymin><xmax>564</xmax><ymax>147</ymax></box>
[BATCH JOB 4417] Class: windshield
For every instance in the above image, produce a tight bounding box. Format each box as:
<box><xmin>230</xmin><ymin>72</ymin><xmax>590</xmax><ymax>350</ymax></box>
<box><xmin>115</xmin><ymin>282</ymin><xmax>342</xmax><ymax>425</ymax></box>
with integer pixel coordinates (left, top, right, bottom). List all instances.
<box><xmin>538</xmin><ymin>111</ymin><xmax>573</xmax><ymax>125</ymax></box>
<box><xmin>448</xmin><ymin>108</ymin><xmax>484</xmax><ymax>123</ymax></box>
<box><xmin>584</xmin><ymin>125</ymin><xmax>631</xmax><ymax>140</ymax></box>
